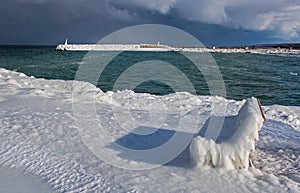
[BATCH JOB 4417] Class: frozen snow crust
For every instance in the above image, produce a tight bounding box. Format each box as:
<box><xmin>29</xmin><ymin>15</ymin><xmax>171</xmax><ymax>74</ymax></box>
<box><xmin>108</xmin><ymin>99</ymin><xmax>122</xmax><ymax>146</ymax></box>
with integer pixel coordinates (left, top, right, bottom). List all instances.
<box><xmin>0</xmin><ymin>68</ymin><xmax>299</xmax><ymax>192</ymax></box>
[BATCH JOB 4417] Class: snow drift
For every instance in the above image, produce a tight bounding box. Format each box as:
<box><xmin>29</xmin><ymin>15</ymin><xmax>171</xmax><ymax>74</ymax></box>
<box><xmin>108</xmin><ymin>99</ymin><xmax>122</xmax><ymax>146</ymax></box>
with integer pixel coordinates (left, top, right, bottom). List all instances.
<box><xmin>190</xmin><ymin>97</ymin><xmax>265</xmax><ymax>170</ymax></box>
<box><xmin>0</xmin><ymin>67</ymin><xmax>299</xmax><ymax>192</ymax></box>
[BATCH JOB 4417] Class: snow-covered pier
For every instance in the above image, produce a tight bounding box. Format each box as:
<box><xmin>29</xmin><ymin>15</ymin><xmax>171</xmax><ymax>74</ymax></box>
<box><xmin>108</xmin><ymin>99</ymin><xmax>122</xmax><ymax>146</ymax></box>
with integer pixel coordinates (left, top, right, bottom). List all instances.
<box><xmin>56</xmin><ymin>39</ymin><xmax>300</xmax><ymax>55</ymax></box>
<box><xmin>56</xmin><ymin>40</ymin><xmax>174</xmax><ymax>51</ymax></box>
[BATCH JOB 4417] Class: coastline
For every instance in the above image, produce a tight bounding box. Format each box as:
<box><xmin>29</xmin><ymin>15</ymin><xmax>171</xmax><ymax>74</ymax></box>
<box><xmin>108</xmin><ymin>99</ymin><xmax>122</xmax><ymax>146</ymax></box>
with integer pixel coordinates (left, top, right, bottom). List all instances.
<box><xmin>56</xmin><ymin>43</ymin><xmax>300</xmax><ymax>55</ymax></box>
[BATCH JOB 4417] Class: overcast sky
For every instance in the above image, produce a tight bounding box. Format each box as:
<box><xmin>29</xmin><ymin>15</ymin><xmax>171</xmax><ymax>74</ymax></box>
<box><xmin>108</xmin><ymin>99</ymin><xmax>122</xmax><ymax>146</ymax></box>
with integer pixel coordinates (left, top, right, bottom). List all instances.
<box><xmin>1</xmin><ymin>0</ymin><xmax>300</xmax><ymax>46</ymax></box>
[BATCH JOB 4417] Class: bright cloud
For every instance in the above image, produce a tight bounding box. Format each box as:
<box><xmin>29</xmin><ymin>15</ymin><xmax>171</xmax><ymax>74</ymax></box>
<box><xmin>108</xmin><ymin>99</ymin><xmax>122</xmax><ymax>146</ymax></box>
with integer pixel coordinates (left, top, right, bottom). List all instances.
<box><xmin>110</xmin><ymin>0</ymin><xmax>177</xmax><ymax>14</ymax></box>
<box><xmin>176</xmin><ymin>0</ymin><xmax>300</xmax><ymax>39</ymax></box>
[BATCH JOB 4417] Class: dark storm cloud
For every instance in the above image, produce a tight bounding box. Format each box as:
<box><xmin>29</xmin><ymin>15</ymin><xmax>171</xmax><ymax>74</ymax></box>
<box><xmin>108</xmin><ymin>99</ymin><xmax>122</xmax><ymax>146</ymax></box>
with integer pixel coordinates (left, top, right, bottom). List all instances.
<box><xmin>112</xmin><ymin>0</ymin><xmax>300</xmax><ymax>39</ymax></box>
<box><xmin>0</xmin><ymin>0</ymin><xmax>137</xmax><ymax>44</ymax></box>
<box><xmin>0</xmin><ymin>0</ymin><xmax>299</xmax><ymax>45</ymax></box>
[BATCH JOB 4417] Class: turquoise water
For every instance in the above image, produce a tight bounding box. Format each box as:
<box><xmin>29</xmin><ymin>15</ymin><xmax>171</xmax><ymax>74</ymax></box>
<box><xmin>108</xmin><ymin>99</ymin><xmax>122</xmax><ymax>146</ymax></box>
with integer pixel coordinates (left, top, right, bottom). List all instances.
<box><xmin>0</xmin><ymin>46</ymin><xmax>299</xmax><ymax>106</ymax></box>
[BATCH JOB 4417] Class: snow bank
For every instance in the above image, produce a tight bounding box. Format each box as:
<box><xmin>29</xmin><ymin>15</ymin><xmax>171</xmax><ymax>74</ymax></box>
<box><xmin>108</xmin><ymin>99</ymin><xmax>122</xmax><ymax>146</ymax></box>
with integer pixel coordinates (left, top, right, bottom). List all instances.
<box><xmin>0</xmin><ymin>68</ymin><xmax>299</xmax><ymax>192</ymax></box>
<box><xmin>190</xmin><ymin>97</ymin><xmax>265</xmax><ymax>170</ymax></box>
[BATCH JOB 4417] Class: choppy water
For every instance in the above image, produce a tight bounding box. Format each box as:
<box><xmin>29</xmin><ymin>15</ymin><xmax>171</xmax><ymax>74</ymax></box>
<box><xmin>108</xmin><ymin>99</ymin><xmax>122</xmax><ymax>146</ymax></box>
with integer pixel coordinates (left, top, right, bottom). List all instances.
<box><xmin>0</xmin><ymin>46</ymin><xmax>299</xmax><ymax>106</ymax></box>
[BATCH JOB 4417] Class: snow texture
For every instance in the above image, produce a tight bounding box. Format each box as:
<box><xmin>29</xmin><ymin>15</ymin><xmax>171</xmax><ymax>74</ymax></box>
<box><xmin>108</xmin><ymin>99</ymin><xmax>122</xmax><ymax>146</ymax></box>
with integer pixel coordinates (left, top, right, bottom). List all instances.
<box><xmin>0</xmin><ymin>68</ymin><xmax>299</xmax><ymax>192</ymax></box>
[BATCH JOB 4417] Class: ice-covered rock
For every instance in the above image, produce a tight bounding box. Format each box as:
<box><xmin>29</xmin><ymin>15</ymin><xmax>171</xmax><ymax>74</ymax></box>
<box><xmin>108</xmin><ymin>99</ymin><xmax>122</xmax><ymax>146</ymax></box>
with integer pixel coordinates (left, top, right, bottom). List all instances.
<box><xmin>190</xmin><ymin>97</ymin><xmax>265</xmax><ymax>170</ymax></box>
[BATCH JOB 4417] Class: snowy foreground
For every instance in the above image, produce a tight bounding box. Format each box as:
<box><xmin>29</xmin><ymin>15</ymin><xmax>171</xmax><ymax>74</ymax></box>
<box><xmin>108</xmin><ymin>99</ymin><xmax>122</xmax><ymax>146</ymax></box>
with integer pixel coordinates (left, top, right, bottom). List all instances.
<box><xmin>0</xmin><ymin>68</ymin><xmax>299</xmax><ymax>192</ymax></box>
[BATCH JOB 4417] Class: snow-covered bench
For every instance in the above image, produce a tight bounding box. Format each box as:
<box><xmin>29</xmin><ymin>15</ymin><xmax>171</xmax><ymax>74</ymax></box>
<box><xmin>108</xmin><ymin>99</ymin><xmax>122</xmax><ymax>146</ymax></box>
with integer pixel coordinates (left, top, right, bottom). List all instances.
<box><xmin>190</xmin><ymin>97</ymin><xmax>266</xmax><ymax>170</ymax></box>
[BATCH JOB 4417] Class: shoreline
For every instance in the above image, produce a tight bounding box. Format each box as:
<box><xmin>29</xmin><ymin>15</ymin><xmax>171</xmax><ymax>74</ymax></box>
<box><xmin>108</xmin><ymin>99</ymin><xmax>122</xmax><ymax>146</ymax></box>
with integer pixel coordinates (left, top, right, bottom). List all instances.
<box><xmin>56</xmin><ymin>43</ymin><xmax>300</xmax><ymax>55</ymax></box>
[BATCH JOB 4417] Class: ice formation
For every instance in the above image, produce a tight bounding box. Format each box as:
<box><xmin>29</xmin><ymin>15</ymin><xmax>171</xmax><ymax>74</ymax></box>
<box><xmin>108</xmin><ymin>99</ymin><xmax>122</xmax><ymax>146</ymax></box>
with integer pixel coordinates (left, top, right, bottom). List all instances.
<box><xmin>190</xmin><ymin>97</ymin><xmax>265</xmax><ymax>170</ymax></box>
